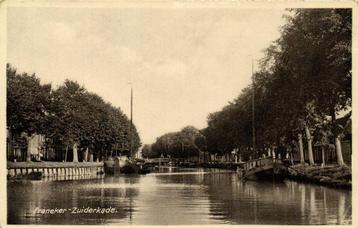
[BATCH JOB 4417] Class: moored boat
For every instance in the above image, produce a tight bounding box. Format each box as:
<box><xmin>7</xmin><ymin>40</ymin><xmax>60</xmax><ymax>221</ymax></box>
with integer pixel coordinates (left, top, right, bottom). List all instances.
<box><xmin>237</xmin><ymin>157</ymin><xmax>287</xmax><ymax>180</ymax></box>
<box><xmin>104</xmin><ymin>156</ymin><xmax>150</xmax><ymax>175</ymax></box>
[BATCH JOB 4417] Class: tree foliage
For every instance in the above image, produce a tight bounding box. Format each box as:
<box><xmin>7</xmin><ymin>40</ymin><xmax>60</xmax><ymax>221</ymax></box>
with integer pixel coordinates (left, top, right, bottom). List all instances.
<box><xmin>150</xmin><ymin>126</ymin><xmax>206</xmax><ymax>159</ymax></box>
<box><xmin>141</xmin><ymin>144</ymin><xmax>158</xmax><ymax>158</ymax></box>
<box><xmin>7</xmin><ymin>64</ymin><xmax>52</xmax><ymax>137</ymax></box>
<box><xmin>7</xmin><ymin>65</ymin><xmax>141</xmax><ymax>161</ymax></box>
<box><xmin>203</xmin><ymin>9</ymin><xmax>351</xmax><ymax>162</ymax></box>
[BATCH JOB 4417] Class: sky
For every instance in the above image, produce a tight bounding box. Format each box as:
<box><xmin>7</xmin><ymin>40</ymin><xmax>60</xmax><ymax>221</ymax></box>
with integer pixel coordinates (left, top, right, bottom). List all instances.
<box><xmin>7</xmin><ymin>7</ymin><xmax>287</xmax><ymax>144</ymax></box>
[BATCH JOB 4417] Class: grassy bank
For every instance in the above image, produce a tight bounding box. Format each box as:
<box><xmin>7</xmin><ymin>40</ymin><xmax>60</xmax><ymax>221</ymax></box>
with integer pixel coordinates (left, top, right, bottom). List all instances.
<box><xmin>7</xmin><ymin>161</ymin><xmax>103</xmax><ymax>169</ymax></box>
<box><xmin>287</xmin><ymin>164</ymin><xmax>351</xmax><ymax>189</ymax></box>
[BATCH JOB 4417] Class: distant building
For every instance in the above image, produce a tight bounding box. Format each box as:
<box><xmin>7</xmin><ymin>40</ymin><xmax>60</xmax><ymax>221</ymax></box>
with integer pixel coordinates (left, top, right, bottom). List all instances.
<box><xmin>27</xmin><ymin>134</ymin><xmax>46</xmax><ymax>160</ymax></box>
<box><xmin>7</xmin><ymin>130</ymin><xmax>48</xmax><ymax>161</ymax></box>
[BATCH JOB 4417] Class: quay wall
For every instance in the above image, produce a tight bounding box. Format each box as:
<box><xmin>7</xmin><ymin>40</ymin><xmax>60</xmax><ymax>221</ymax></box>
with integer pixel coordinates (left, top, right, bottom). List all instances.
<box><xmin>7</xmin><ymin>162</ymin><xmax>104</xmax><ymax>180</ymax></box>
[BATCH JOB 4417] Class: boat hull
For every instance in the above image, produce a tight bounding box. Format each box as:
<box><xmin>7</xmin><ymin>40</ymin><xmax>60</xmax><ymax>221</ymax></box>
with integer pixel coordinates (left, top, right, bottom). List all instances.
<box><xmin>104</xmin><ymin>157</ymin><xmax>150</xmax><ymax>175</ymax></box>
<box><xmin>237</xmin><ymin>157</ymin><xmax>287</xmax><ymax>181</ymax></box>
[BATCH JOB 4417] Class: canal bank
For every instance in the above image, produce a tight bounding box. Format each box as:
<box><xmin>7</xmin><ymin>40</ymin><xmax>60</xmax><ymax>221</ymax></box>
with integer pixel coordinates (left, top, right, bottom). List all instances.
<box><xmin>7</xmin><ymin>161</ymin><xmax>104</xmax><ymax>180</ymax></box>
<box><xmin>286</xmin><ymin>164</ymin><xmax>351</xmax><ymax>189</ymax></box>
<box><xmin>181</xmin><ymin>160</ymin><xmax>352</xmax><ymax>190</ymax></box>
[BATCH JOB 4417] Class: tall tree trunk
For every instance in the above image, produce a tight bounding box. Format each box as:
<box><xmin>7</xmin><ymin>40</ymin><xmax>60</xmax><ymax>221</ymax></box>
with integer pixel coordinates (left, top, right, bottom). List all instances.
<box><xmin>73</xmin><ymin>142</ymin><xmax>78</xmax><ymax>162</ymax></box>
<box><xmin>96</xmin><ymin>152</ymin><xmax>100</xmax><ymax>162</ymax></box>
<box><xmin>64</xmin><ymin>144</ymin><xmax>69</xmax><ymax>162</ymax></box>
<box><xmin>97</xmin><ymin>150</ymin><xmax>101</xmax><ymax>162</ymax></box>
<box><xmin>84</xmin><ymin>147</ymin><xmax>89</xmax><ymax>162</ymax></box>
<box><xmin>7</xmin><ymin>130</ymin><xmax>13</xmax><ymax>161</ymax></box>
<box><xmin>321</xmin><ymin>146</ymin><xmax>325</xmax><ymax>167</ymax></box>
<box><xmin>26</xmin><ymin>137</ymin><xmax>31</xmax><ymax>162</ymax></box>
<box><xmin>335</xmin><ymin>136</ymin><xmax>345</xmax><ymax>166</ymax></box>
<box><xmin>298</xmin><ymin>134</ymin><xmax>305</xmax><ymax>164</ymax></box>
<box><xmin>305</xmin><ymin>126</ymin><xmax>315</xmax><ymax>165</ymax></box>
<box><xmin>291</xmin><ymin>152</ymin><xmax>294</xmax><ymax>165</ymax></box>
<box><xmin>331</xmin><ymin>108</ymin><xmax>346</xmax><ymax>166</ymax></box>
<box><xmin>26</xmin><ymin>134</ymin><xmax>33</xmax><ymax>162</ymax></box>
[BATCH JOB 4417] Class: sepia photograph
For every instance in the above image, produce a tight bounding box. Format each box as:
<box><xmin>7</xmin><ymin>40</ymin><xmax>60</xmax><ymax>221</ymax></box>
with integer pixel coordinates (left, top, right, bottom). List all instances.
<box><xmin>2</xmin><ymin>1</ymin><xmax>354</xmax><ymax>226</ymax></box>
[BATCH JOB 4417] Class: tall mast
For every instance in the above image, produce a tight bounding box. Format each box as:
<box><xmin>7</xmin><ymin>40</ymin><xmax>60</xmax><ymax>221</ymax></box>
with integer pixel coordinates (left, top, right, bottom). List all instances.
<box><xmin>251</xmin><ymin>58</ymin><xmax>256</xmax><ymax>156</ymax></box>
<box><xmin>130</xmin><ymin>86</ymin><xmax>133</xmax><ymax>158</ymax></box>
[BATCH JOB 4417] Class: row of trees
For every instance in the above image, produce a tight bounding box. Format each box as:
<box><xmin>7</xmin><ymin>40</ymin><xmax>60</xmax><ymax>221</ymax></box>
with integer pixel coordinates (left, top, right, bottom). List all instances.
<box><xmin>204</xmin><ymin>9</ymin><xmax>351</xmax><ymax>166</ymax></box>
<box><xmin>142</xmin><ymin>126</ymin><xmax>206</xmax><ymax>159</ymax></box>
<box><xmin>7</xmin><ymin>64</ymin><xmax>141</xmax><ymax>162</ymax></box>
<box><xmin>144</xmin><ymin>9</ymin><xmax>351</xmax><ymax>167</ymax></box>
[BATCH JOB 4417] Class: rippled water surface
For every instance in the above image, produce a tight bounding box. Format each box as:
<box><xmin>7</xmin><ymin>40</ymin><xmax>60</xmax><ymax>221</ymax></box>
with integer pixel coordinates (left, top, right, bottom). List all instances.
<box><xmin>7</xmin><ymin>167</ymin><xmax>351</xmax><ymax>225</ymax></box>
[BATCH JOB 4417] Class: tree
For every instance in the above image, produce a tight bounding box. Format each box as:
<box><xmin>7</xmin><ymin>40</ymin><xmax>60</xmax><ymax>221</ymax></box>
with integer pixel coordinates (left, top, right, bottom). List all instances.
<box><xmin>7</xmin><ymin>64</ymin><xmax>52</xmax><ymax>161</ymax></box>
<box><xmin>7</xmin><ymin>64</ymin><xmax>142</xmax><ymax>162</ymax></box>
<box><xmin>179</xmin><ymin>126</ymin><xmax>207</xmax><ymax>157</ymax></box>
<box><xmin>202</xmin><ymin>9</ymin><xmax>351</xmax><ymax>166</ymax></box>
<box><xmin>50</xmin><ymin>81</ymin><xmax>141</xmax><ymax>162</ymax></box>
<box><xmin>50</xmin><ymin>80</ymin><xmax>87</xmax><ymax>162</ymax></box>
<box><xmin>142</xmin><ymin>144</ymin><xmax>159</xmax><ymax>158</ymax></box>
<box><xmin>266</xmin><ymin>9</ymin><xmax>352</xmax><ymax>166</ymax></box>
<box><xmin>150</xmin><ymin>126</ymin><xmax>207</xmax><ymax>159</ymax></box>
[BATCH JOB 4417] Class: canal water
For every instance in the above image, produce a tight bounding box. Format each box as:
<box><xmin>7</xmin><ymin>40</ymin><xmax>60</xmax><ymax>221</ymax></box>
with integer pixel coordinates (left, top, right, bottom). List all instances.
<box><xmin>7</xmin><ymin>167</ymin><xmax>351</xmax><ymax>225</ymax></box>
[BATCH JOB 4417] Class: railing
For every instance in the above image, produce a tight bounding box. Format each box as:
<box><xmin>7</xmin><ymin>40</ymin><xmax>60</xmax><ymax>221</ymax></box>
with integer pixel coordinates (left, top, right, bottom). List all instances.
<box><xmin>240</xmin><ymin>157</ymin><xmax>274</xmax><ymax>171</ymax></box>
<box><xmin>7</xmin><ymin>162</ymin><xmax>104</xmax><ymax>180</ymax></box>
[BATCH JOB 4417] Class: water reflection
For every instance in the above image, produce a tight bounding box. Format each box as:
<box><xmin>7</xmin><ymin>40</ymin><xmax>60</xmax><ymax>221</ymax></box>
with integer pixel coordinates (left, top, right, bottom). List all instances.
<box><xmin>7</xmin><ymin>168</ymin><xmax>351</xmax><ymax>225</ymax></box>
<box><xmin>204</xmin><ymin>176</ymin><xmax>351</xmax><ymax>225</ymax></box>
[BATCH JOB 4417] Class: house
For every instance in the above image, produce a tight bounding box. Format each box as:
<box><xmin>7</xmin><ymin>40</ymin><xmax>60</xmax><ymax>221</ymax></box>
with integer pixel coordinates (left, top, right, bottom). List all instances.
<box><xmin>7</xmin><ymin>130</ymin><xmax>49</xmax><ymax>161</ymax></box>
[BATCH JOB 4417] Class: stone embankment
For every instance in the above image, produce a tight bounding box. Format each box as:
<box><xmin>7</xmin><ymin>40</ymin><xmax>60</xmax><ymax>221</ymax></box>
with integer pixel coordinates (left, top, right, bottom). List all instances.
<box><xmin>287</xmin><ymin>164</ymin><xmax>351</xmax><ymax>189</ymax></box>
<box><xmin>7</xmin><ymin>161</ymin><xmax>104</xmax><ymax>180</ymax></box>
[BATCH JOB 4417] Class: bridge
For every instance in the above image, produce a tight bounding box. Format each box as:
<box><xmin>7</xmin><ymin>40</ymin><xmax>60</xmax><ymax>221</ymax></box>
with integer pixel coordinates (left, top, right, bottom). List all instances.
<box><xmin>142</xmin><ymin>158</ymin><xmax>171</xmax><ymax>168</ymax></box>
